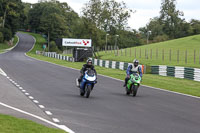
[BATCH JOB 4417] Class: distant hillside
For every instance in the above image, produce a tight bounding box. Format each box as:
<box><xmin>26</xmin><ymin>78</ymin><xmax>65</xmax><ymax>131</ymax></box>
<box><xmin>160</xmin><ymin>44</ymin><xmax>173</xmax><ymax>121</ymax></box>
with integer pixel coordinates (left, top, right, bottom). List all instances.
<box><xmin>98</xmin><ymin>34</ymin><xmax>200</xmax><ymax>68</ymax></box>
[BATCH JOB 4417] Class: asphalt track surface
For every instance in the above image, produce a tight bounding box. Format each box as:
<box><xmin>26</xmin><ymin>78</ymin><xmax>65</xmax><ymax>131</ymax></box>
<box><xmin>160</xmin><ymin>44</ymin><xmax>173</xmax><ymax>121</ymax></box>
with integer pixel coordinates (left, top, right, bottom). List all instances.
<box><xmin>0</xmin><ymin>32</ymin><xmax>200</xmax><ymax>133</ymax></box>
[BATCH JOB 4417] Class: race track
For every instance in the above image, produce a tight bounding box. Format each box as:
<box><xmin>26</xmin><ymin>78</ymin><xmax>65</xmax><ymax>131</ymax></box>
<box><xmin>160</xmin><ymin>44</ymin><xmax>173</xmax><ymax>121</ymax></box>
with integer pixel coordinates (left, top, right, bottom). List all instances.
<box><xmin>0</xmin><ymin>32</ymin><xmax>200</xmax><ymax>133</ymax></box>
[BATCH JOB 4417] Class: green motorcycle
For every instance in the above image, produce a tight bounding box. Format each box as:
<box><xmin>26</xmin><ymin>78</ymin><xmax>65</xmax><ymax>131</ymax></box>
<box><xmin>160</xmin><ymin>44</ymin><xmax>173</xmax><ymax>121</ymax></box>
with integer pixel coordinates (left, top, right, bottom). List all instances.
<box><xmin>126</xmin><ymin>73</ymin><xmax>141</xmax><ymax>97</ymax></box>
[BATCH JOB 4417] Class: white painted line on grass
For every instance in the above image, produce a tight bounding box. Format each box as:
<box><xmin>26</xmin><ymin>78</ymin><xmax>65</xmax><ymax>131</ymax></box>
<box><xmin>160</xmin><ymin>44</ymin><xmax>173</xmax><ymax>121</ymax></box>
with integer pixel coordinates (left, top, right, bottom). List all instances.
<box><xmin>52</xmin><ymin>118</ymin><xmax>60</xmax><ymax>123</ymax></box>
<box><xmin>45</xmin><ymin>111</ymin><xmax>52</xmax><ymax>115</ymax></box>
<box><xmin>39</xmin><ymin>105</ymin><xmax>45</xmax><ymax>109</ymax></box>
<box><xmin>28</xmin><ymin>96</ymin><xmax>34</xmax><ymax>99</ymax></box>
<box><xmin>0</xmin><ymin>101</ymin><xmax>75</xmax><ymax>133</ymax></box>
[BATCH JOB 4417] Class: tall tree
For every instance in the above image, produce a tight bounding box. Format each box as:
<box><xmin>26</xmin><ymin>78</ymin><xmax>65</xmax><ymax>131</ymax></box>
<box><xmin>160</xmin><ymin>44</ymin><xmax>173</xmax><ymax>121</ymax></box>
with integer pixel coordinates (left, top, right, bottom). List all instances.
<box><xmin>159</xmin><ymin>0</ymin><xmax>184</xmax><ymax>38</ymax></box>
<box><xmin>0</xmin><ymin>0</ymin><xmax>24</xmax><ymax>40</ymax></box>
<box><xmin>82</xmin><ymin>0</ymin><xmax>133</xmax><ymax>32</ymax></box>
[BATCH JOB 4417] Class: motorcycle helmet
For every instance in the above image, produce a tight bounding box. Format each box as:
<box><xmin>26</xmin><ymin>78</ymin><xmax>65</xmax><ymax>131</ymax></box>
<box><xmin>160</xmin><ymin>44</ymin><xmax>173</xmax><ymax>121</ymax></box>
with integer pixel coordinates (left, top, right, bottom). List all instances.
<box><xmin>133</xmin><ymin>59</ymin><xmax>139</xmax><ymax>67</ymax></box>
<box><xmin>87</xmin><ymin>59</ymin><xmax>92</xmax><ymax>66</ymax></box>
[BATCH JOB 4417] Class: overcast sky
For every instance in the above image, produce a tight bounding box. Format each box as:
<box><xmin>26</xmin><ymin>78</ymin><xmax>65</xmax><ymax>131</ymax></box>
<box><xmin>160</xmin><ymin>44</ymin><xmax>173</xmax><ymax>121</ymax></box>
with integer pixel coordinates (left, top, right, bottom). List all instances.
<box><xmin>22</xmin><ymin>0</ymin><xmax>200</xmax><ymax>30</ymax></box>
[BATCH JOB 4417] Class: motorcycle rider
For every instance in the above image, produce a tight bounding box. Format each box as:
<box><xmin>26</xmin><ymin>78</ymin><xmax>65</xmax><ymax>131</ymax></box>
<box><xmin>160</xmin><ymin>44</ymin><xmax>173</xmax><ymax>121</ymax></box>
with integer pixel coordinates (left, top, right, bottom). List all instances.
<box><xmin>123</xmin><ymin>59</ymin><xmax>142</xmax><ymax>87</ymax></box>
<box><xmin>78</xmin><ymin>59</ymin><xmax>97</xmax><ymax>86</ymax></box>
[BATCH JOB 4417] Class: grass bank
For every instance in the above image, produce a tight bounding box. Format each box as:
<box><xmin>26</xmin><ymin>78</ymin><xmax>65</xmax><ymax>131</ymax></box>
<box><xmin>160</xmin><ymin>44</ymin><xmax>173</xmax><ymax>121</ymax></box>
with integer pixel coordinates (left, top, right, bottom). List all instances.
<box><xmin>98</xmin><ymin>34</ymin><xmax>200</xmax><ymax>68</ymax></box>
<box><xmin>0</xmin><ymin>36</ymin><xmax>18</xmax><ymax>53</ymax></box>
<box><xmin>0</xmin><ymin>114</ymin><xmax>66</xmax><ymax>133</ymax></box>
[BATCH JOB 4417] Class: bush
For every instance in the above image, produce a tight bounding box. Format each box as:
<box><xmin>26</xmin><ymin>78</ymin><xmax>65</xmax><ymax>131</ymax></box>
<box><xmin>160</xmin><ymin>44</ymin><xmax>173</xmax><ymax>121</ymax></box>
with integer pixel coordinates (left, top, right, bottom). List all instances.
<box><xmin>0</xmin><ymin>32</ymin><xmax>3</xmax><ymax>43</ymax></box>
<box><xmin>0</xmin><ymin>28</ymin><xmax>12</xmax><ymax>41</ymax></box>
<box><xmin>49</xmin><ymin>41</ymin><xmax>60</xmax><ymax>53</ymax></box>
<box><xmin>153</xmin><ymin>34</ymin><xmax>169</xmax><ymax>43</ymax></box>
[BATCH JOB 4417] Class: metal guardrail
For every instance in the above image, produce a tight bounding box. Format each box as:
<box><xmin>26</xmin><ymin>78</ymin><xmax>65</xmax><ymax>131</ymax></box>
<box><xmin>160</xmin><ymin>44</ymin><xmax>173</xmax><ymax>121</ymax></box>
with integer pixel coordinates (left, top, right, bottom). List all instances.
<box><xmin>36</xmin><ymin>51</ymin><xmax>75</xmax><ymax>62</ymax></box>
<box><xmin>35</xmin><ymin>51</ymin><xmax>146</xmax><ymax>73</ymax></box>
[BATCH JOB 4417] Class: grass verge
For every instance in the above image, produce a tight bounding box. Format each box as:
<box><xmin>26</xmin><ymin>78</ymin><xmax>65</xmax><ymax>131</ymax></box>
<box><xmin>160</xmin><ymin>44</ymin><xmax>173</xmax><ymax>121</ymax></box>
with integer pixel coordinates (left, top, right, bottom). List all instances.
<box><xmin>0</xmin><ymin>114</ymin><xmax>66</xmax><ymax>133</ymax></box>
<box><xmin>0</xmin><ymin>36</ymin><xmax>18</xmax><ymax>53</ymax></box>
<box><xmin>98</xmin><ymin>34</ymin><xmax>200</xmax><ymax>68</ymax></box>
<box><xmin>26</xmin><ymin>32</ymin><xmax>200</xmax><ymax>97</ymax></box>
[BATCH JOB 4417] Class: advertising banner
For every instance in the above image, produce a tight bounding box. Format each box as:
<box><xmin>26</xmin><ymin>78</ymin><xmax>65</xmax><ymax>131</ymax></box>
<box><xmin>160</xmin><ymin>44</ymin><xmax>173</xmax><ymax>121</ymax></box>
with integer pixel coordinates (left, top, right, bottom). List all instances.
<box><xmin>62</xmin><ymin>38</ymin><xmax>92</xmax><ymax>47</ymax></box>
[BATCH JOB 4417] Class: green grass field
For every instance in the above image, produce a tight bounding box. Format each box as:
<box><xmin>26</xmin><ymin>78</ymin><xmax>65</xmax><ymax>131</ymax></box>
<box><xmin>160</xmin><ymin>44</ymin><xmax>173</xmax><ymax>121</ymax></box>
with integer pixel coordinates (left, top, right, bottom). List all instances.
<box><xmin>0</xmin><ymin>114</ymin><xmax>66</xmax><ymax>133</ymax></box>
<box><xmin>98</xmin><ymin>35</ymin><xmax>200</xmax><ymax>68</ymax></box>
<box><xmin>0</xmin><ymin>36</ymin><xmax>18</xmax><ymax>53</ymax></box>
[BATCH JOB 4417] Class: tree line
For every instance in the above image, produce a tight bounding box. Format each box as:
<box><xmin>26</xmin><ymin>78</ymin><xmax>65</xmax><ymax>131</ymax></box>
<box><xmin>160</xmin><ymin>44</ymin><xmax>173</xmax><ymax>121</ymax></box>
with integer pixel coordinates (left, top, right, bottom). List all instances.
<box><xmin>1</xmin><ymin>0</ymin><xmax>200</xmax><ymax>51</ymax></box>
<box><xmin>139</xmin><ymin>0</ymin><xmax>200</xmax><ymax>43</ymax></box>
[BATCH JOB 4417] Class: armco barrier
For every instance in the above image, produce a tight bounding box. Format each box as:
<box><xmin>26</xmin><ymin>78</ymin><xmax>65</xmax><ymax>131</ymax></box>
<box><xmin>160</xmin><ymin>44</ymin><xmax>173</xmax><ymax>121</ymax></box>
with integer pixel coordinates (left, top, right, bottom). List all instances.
<box><xmin>36</xmin><ymin>51</ymin><xmax>146</xmax><ymax>73</ymax></box>
<box><xmin>151</xmin><ymin>65</ymin><xmax>200</xmax><ymax>82</ymax></box>
<box><xmin>36</xmin><ymin>51</ymin><xmax>75</xmax><ymax>62</ymax></box>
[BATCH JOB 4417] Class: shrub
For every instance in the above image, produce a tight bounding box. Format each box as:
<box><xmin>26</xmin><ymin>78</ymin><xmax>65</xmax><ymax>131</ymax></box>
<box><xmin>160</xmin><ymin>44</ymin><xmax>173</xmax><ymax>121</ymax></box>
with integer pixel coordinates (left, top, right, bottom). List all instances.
<box><xmin>0</xmin><ymin>32</ymin><xmax>3</xmax><ymax>43</ymax></box>
<box><xmin>153</xmin><ymin>34</ymin><xmax>169</xmax><ymax>43</ymax></box>
<box><xmin>49</xmin><ymin>41</ymin><xmax>60</xmax><ymax>53</ymax></box>
<box><xmin>0</xmin><ymin>28</ymin><xmax>12</xmax><ymax>41</ymax></box>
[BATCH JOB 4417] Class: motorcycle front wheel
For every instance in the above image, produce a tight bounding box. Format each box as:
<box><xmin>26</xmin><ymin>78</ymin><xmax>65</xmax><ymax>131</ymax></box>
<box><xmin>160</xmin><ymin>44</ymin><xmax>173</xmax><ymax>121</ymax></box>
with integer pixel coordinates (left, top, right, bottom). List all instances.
<box><xmin>132</xmin><ymin>85</ymin><xmax>138</xmax><ymax>97</ymax></box>
<box><xmin>86</xmin><ymin>85</ymin><xmax>91</xmax><ymax>98</ymax></box>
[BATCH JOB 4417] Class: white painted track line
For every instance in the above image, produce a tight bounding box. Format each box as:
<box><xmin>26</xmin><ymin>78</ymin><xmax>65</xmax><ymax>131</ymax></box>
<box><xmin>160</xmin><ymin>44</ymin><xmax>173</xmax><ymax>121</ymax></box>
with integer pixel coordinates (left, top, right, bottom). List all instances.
<box><xmin>0</xmin><ymin>68</ymin><xmax>7</xmax><ymax>76</ymax></box>
<box><xmin>25</xmin><ymin>93</ymin><xmax>30</xmax><ymax>96</ymax></box>
<box><xmin>28</xmin><ymin>96</ymin><xmax>34</xmax><ymax>99</ymax></box>
<box><xmin>52</xmin><ymin>118</ymin><xmax>60</xmax><ymax>123</ymax></box>
<box><xmin>39</xmin><ymin>105</ymin><xmax>45</xmax><ymax>109</ymax></box>
<box><xmin>33</xmin><ymin>100</ymin><xmax>39</xmax><ymax>104</ymax></box>
<box><xmin>45</xmin><ymin>111</ymin><xmax>52</xmax><ymax>115</ymax></box>
<box><xmin>0</xmin><ymin>102</ymin><xmax>75</xmax><ymax>133</ymax></box>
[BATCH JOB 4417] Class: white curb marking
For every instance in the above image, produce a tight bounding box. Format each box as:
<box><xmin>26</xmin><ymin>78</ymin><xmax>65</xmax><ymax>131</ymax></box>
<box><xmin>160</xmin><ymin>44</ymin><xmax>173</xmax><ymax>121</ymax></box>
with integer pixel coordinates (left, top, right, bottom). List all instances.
<box><xmin>22</xmin><ymin>90</ymin><xmax>26</xmax><ymax>92</ymax></box>
<box><xmin>19</xmin><ymin>87</ymin><xmax>23</xmax><ymax>90</ymax></box>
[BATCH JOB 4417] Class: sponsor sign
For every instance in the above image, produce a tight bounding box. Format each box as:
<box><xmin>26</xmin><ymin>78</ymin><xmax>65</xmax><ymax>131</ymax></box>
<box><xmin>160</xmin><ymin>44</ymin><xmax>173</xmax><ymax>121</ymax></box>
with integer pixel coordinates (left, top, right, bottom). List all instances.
<box><xmin>62</xmin><ymin>38</ymin><xmax>92</xmax><ymax>47</ymax></box>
